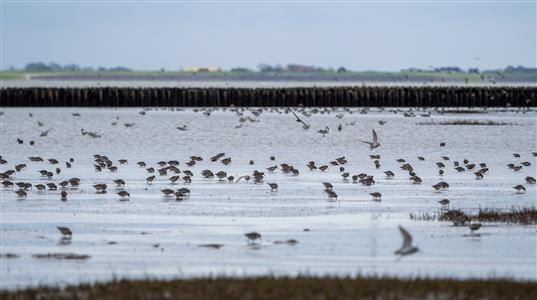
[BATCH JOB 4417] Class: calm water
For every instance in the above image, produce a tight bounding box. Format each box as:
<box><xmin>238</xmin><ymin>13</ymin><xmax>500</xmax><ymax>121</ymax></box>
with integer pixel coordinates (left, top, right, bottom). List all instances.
<box><xmin>1</xmin><ymin>107</ymin><xmax>536</xmax><ymax>289</ymax></box>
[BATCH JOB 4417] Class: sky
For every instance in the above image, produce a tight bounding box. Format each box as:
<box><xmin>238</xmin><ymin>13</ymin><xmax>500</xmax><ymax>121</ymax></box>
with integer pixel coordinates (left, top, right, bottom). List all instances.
<box><xmin>1</xmin><ymin>0</ymin><xmax>536</xmax><ymax>71</ymax></box>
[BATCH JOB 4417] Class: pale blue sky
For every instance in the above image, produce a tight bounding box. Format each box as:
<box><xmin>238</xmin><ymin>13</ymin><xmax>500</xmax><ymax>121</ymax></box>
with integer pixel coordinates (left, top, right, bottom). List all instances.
<box><xmin>1</xmin><ymin>1</ymin><xmax>536</xmax><ymax>71</ymax></box>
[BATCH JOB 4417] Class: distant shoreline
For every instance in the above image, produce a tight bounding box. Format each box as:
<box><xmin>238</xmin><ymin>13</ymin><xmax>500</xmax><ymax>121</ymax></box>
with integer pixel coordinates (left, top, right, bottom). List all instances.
<box><xmin>2</xmin><ymin>69</ymin><xmax>536</xmax><ymax>83</ymax></box>
<box><xmin>25</xmin><ymin>73</ymin><xmax>537</xmax><ymax>84</ymax></box>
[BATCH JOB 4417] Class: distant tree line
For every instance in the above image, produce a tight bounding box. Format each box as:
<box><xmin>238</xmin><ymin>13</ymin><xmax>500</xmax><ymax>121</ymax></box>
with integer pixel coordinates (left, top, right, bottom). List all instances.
<box><xmin>16</xmin><ymin>62</ymin><xmax>537</xmax><ymax>74</ymax></box>
<box><xmin>257</xmin><ymin>63</ymin><xmax>346</xmax><ymax>73</ymax></box>
<box><xmin>402</xmin><ymin>65</ymin><xmax>536</xmax><ymax>74</ymax></box>
<box><xmin>504</xmin><ymin>65</ymin><xmax>537</xmax><ymax>72</ymax></box>
<box><xmin>23</xmin><ymin>62</ymin><xmax>131</xmax><ymax>72</ymax></box>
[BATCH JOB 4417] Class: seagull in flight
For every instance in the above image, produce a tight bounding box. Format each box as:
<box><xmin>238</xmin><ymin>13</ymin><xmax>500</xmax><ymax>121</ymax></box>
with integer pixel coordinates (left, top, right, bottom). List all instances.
<box><xmin>394</xmin><ymin>225</ymin><xmax>419</xmax><ymax>260</ymax></box>
<box><xmin>360</xmin><ymin>129</ymin><xmax>380</xmax><ymax>149</ymax></box>
<box><xmin>292</xmin><ymin>111</ymin><xmax>310</xmax><ymax>129</ymax></box>
<box><xmin>40</xmin><ymin>128</ymin><xmax>52</xmax><ymax>137</ymax></box>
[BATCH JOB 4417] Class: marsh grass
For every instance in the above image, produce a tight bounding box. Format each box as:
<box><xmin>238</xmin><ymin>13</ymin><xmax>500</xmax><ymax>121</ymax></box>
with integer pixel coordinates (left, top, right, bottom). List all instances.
<box><xmin>2</xmin><ymin>276</ymin><xmax>536</xmax><ymax>300</ymax></box>
<box><xmin>410</xmin><ymin>206</ymin><xmax>537</xmax><ymax>224</ymax></box>
<box><xmin>416</xmin><ymin>119</ymin><xmax>517</xmax><ymax>126</ymax></box>
<box><xmin>31</xmin><ymin>253</ymin><xmax>91</xmax><ymax>260</ymax></box>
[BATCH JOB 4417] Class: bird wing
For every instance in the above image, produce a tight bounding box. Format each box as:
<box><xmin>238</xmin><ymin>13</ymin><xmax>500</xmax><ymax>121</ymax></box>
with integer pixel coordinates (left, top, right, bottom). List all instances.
<box><xmin>359</xmin><ymin>140</ymin><xmax>373</xmax><ymax>146</ymax></box>
<box><xmin>292</xmin><ymin>111</ymin><xmax>301</xmax><ymax>122</ymax></box>
<box><xmin>292</xmin><ymin>111</ymin><xmax>309</xmax><ymax>126</ymax></box>
<box><xmin>372</xmin><ymin>129</ymin><xmax>378</xmax><ymax>143</ymax></box>
<box><xmin>399</xmin><ymin>225</ymin><xmax>412</xmax><ymax>248</ymax></box>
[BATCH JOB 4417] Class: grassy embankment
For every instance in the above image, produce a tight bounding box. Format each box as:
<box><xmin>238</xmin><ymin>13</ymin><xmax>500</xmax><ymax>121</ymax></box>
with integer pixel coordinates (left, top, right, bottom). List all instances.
<box><xmin>0</xmin><ymin>70</ymin><xmax>26</xmax><ymax>80</ymax></box>
<box><xmin>2</xmin><ymin>276</ymin><xmax>536</xmax><ymax>300</ymax></box>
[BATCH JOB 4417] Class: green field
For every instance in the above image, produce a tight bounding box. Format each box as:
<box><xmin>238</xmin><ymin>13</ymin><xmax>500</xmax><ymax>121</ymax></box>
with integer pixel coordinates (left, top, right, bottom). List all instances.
<box><xmin>0</xmin><ymin>70</ymin><xmax>26</xmax><ymax>80</ymax></box>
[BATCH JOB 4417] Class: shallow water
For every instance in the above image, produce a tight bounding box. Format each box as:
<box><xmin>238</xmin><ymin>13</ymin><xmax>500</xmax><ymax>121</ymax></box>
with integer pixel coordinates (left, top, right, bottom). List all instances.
<box><xmin>1</xmin><ymin>107</ymin><xmax>536</xmax><ymax>289</ymax></box>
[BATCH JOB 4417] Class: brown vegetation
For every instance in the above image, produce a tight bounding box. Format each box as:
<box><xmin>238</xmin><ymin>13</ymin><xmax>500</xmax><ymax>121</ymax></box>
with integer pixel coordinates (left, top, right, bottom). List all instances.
<box><xmin>416</xmin><ymin>119</ymin><xmax>518</xmax><ymax>126</ymax></box>
<box><xmin>2</xmin><ymin>276</ymin><xmax>537</xmax><ymax>300</ymax></box>
<box><xmin>31</xmin><ymin>253</ymin><xmax>91</xmax><ymax>260</ymax></box>
<box><xmin>410</xmin><ymin>206</ymin><xmax>537</xmax><ymax>224</ymax></box>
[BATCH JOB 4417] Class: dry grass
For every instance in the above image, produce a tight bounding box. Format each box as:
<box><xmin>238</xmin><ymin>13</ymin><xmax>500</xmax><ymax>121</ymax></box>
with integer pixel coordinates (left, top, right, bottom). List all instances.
<box><xmin>416</xmin><ymin>119</ymin><xmax>517</xmax><ymax>126</ymax></box>
<box><xmin>31</xmin><ymin>253</ymin><xmax>91</xmax><ymax>260</ymax></box>
<box><xmin>440</xmin><ymin>110</ymin><xmax>488</xmax><ymax>114</ymax></box>
<box><xmin>410</xmin><ymin>206</ymin><xmax>537</xmax><ymax>224</ymax></box>
<box><xmin>2</xmin><ymin>276</ymin><xmax>536</xmax><ymax>300</ymax></box>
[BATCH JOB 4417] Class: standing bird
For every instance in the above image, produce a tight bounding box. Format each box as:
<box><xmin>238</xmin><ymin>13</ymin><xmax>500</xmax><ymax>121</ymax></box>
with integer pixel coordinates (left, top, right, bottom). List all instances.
<box><xmin>57</xmin><ymin>226</ymin><xmax>72</xmax><ymax>238</ymax></box>
<box><xmin>117</xmin><ymin>191</ymin><xmax>130</xmax><ymax>200</ymax></box>
<box><xmin>394</xmin><ymin>225</ymin><xmax>419</xmax><ymax>259</ymax></box>
<box><xmin>360</xmin><ymin>129</ymin><xmax>380</xmax><ymax>149</ymax></box>
<box><xmin>438</xmin><ymin>199</ymin><xmax>450</xmax><ymax>207</ymax></box>
<box><xmin>513</xmin><ymin>185</ymin><xmax>526</xmax><ymax>193</ymax></box>
<box><xmin>268</xmin><ymin>183</ymin><xmax>278</xmax><ymax>192</ymax></box>
<box><xmin>322</xmin><ymin>182</ymin><xmax>333</xmax><ymax>190</ymax></box>
<box><xmin>370</xmin><ymin>192</ymin><xmax>382</xmax><ymax>201</ymax></box>
<box><xmin>244</xmin><ymin>232</ymin><xmax>262</xmax><ymax>244</ymax></box>
<box><xmin>146</xmin><ymin>175</ymin><xmax>156</xmax><ymax>184</ymax></box>
<box><xmin>161</xmin><ymin>189</ymin><xmax>175</xmax><ymax>196</ymax></box>
<box><xmin>317</xmin><ymin>127</ymin><xmax>329</xmax><ymax>137</ymax></box>
<box><xmin>60</xmin><ymin>191</ymin><xmax>67</xmax><ymax>201</ymax></box>
<box><xmin>14</xmin><ymin>190</ymin><xmax>27</xmax><ymax>198</ymax></box>
<box><xmin>325</xmin><ymin>190</ymin><xmax>338</xmax><ymax>201</ymax></box>
<box><xmin>93</xmin><ymin>184</ymin><xmax>107</xmax><ymax>193</ymax></box>
<box><xmin>291</xmin><ymin>111</ymin><xmax>310</xmax><ymax>129</ymax></box>
<box><xmin>432</xmin><ymin>182</ymin><xmax>449</xmax><ymax>190</ymax></box>
<box><xmin>468</xmin><ymin>223</ymin><xmax>482</xmax><ymax>236</ymax></box>
<box><xmin>113</xmin><ymin>179</ymin><xmax>126</xmax><ymax>187</ymax></box>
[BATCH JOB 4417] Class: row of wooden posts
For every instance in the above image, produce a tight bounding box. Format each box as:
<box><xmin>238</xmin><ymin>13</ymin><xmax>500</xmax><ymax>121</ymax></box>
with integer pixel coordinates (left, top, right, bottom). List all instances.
<box><xmin>1</xmin><ymin>86</ymin><xmax>535</xmax><ymax>107</ymax></box>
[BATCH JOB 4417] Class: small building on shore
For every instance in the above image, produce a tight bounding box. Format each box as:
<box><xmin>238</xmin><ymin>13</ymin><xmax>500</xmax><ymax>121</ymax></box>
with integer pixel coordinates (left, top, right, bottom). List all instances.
<box><xmin>185</xmin><ymin>66</ymin><xmax>221</xmax><ymax>73</ymax></box>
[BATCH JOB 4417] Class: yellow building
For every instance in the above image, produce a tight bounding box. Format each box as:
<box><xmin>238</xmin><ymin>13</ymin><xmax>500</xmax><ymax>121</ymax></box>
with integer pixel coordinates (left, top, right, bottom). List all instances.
<box><xmin>185</xmin><ymin>66</ymin><xmax>221</xmax><ymax>72</ymax></box>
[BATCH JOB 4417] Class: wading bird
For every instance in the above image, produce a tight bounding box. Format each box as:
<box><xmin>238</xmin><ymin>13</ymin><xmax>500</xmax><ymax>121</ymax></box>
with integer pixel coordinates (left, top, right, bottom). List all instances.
<box><xmin>268</xmin><ymin>183</ymin><xmax>278</xmax><ymax>192</ymax></box>
<box><xmin>317</xmin><ymin>127</ymin><xmax>329</xmax><ymax>137</ymax></box>
<box><xmin>57</xmin><ymin>226</ymin><xmax>72</xmax><ymax>238</ymax></box>
<box><xmin>244</xmin><ymin>232</ymin><xmax>262</xmax><ymax>244</ymax></box>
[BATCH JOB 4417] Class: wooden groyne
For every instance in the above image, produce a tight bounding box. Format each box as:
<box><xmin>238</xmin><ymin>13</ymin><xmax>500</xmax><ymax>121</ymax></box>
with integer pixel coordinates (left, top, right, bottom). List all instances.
<box><xmin>1</xmin><ymin>86</ymin><xmax>536</xmax><ymax>107</ymax></box>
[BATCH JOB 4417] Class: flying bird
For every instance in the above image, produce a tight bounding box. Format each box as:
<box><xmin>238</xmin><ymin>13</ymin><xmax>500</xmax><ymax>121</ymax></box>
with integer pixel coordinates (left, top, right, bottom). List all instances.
<box><xmin>360</xmin><ymin>129</ymin><xmax>380</xmax><ymax>149</ymax></box>
<box><xmin>40</xmin><ymin>128</ymin><xmax>52</xmax><ymax>137</ymax></box>
<box><xmin>291</xmin><ymin>111</ymin><xmax>310</xmax><ymax>129</ymax></box>
<box><xmin>394</xmin><ymin>225</ymin><xmax>419</xmax><ymax>259</ymax></box>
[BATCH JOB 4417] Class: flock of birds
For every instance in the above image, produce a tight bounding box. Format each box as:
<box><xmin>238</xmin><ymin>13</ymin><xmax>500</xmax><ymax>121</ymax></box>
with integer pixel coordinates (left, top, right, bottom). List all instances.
<box><xmin>1</xmin><ymin>106</ymin><xmax>536</xmax><ymax>259</ymax></box>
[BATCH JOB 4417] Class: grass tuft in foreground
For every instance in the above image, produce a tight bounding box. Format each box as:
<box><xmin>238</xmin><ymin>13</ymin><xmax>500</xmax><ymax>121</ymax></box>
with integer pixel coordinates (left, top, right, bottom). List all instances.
<box><xmin>410</xmin><ymin>206</ymin><xmax>537</xmax><ymax>224</ymax></box>
<box><xmin>2</xmin><ymin>276</ymin><xmax>536</xmax><ymax>300</ymax></box>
